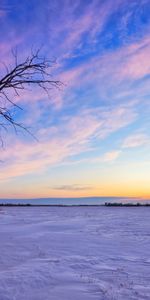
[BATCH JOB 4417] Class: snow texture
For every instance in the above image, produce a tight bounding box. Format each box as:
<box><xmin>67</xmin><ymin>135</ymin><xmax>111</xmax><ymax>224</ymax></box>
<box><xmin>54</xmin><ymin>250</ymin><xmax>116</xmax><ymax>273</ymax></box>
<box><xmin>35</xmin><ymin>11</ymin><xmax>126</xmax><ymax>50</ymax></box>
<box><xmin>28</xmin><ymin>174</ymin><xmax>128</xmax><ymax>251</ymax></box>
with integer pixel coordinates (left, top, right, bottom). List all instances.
<box><xmin>0</xmin><ymin>206</ymin><xmax>150</xmax><ymax>299</ymax></box>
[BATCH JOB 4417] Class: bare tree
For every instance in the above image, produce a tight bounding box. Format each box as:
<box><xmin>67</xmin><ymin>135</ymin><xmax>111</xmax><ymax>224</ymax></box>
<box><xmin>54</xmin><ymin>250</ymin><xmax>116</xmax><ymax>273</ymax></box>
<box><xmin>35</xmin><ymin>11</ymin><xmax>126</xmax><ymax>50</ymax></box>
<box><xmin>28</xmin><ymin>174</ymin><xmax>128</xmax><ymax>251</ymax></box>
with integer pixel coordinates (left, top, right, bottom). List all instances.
<box><xmin>0</xmin><ymin>49</ymin><xmax>61</xmax><ymax>144</ymax></box>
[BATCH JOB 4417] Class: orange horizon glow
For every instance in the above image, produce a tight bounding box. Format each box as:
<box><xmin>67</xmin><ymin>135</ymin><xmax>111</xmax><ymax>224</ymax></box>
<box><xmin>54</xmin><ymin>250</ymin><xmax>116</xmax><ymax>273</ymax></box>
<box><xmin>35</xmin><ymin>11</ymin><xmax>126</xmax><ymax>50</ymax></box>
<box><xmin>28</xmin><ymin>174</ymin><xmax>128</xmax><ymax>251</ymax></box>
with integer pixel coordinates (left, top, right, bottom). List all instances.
<box><xmin>0</xmin><ymin>1</ymin><xmax>150</xmax><ymax>200</ymax></box>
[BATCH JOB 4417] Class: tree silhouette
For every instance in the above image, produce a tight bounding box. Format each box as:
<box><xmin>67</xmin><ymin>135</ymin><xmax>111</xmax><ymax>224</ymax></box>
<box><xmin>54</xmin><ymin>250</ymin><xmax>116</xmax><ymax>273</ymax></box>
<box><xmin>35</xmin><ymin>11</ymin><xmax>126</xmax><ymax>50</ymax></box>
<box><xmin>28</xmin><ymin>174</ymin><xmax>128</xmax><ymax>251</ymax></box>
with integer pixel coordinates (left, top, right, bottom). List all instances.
<box><xmin>0</xmin><ymin>49</ymin><xmax>61</xmax><ymax>144</ymax></box>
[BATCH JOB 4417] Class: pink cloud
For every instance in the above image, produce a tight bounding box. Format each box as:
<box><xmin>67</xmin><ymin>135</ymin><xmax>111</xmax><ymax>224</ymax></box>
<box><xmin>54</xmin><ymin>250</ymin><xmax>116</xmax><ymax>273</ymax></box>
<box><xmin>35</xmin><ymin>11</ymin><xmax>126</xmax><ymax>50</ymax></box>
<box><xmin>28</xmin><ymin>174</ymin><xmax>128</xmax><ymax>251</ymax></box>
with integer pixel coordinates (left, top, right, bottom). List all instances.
<box><xmin>91</xmin><ymin>36</ymin><xmax>150</xmax><ymax>84</ymax></box>
<box><xmin>119</xmin><ymin>38</ymin><xmax>150</xmax><ymax>80</ymax></box>
<box><xmin>92</xmin><ymin>150</ymin><xmax>121</xmax><ymax>163</ymax></box>
<box><xmin>102</xmin><ymin>150</ymin><xmax>121</xmax><ymax>162</ymax></box>
<box><xmin>0</xmin><ymin>9</ymin><xmax>6</xmax><ymax>18</ymax></box>
<box><xmin>60</xmin><ymin>34</ymin><xmax>150</xmax><ymax>93</ymax></box>
<box><xmin>48</xmin><ymin>0</ymin><xmax>124</xmax><ymax>59</ymax></box>
<box><xmin>2</xmin><ymin>5</ymin><xmax>149</xmax><ymax>133</ymax></box>
<box><xmin>0</xmin><ymin>104</ymin><xmax>137</xmax><ymax>180</ymax></box>
<box><xmin>122</xmin><ymin>133</ymin><xmax>150</xmax><ymax>148</ymax></box>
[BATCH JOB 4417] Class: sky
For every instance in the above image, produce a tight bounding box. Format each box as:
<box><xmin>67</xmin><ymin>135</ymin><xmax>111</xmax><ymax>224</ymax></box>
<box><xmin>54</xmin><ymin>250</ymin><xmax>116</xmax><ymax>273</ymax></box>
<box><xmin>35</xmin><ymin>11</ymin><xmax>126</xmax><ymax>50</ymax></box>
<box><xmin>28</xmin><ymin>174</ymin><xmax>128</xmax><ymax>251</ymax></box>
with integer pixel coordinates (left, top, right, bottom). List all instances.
<box><xmin>0</xmin><ymin>0</ymin><xmax>150</xmax><ymax>200</ymax></box>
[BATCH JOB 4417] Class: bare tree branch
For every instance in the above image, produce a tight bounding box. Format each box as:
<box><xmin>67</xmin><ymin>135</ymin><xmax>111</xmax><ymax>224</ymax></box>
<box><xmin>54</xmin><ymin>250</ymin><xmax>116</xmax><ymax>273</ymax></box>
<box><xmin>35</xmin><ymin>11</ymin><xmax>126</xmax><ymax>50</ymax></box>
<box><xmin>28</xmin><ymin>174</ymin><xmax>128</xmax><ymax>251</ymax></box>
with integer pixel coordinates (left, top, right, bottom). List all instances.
<box><xmin>0</xmin><ymin>49</ymin><xmax>62</xmax><ymax>143</ymax></box>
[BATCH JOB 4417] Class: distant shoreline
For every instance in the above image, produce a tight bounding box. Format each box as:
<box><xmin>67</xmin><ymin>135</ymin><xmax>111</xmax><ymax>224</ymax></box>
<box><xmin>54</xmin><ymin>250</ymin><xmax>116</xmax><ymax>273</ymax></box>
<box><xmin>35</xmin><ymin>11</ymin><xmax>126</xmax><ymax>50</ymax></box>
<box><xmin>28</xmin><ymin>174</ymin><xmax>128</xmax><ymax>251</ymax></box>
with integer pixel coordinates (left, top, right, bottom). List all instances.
<box><xmin>0</xmin><ymin>203</ymin><xmax>150</xmax><ymax>207</ymax></box>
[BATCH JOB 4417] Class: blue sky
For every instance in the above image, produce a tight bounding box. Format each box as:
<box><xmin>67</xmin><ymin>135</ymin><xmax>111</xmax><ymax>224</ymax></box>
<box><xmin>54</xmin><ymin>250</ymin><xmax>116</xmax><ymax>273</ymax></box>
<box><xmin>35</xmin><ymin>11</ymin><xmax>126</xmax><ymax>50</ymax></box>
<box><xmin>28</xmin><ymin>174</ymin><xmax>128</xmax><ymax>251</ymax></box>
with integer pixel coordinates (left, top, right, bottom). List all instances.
<box><xmin>0</xmin><ymin>0</ymin><xmax>150</xmax><ymax>199</ymax></box>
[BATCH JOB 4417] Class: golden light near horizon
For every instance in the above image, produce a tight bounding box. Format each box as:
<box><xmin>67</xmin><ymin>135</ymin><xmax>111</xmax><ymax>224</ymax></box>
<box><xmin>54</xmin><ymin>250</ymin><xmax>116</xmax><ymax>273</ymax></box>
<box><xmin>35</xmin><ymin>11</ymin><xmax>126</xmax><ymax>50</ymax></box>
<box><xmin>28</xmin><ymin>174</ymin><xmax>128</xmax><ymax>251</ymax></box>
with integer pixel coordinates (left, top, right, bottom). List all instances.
<box><xmin>0</xmin><ymin>0</ymin><xmax>150</xmax><ymax>202</ymax></box>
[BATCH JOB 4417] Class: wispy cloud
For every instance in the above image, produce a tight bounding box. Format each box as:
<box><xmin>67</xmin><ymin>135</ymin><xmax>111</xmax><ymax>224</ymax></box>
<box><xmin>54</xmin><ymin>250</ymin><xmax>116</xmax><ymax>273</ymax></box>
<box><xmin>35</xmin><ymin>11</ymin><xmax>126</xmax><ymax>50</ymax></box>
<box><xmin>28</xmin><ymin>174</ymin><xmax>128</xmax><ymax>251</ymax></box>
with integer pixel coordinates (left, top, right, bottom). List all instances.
<box><xmin>52</xmin><ymin>184</ymin><xmax>92</xmax><ymax>191</ymax></box>
<box><xmin>84</xmin><ymin>150</ymin><xmax>121</xmax><ymax>165</ymax></box>
<box><xmin>47</xmin><ymin>0</ymin><xmax>122</xmax><ymax>58</ymax></box>
<box><xmin>102</xmin><ymin>150</ymin><xmax>121</xmax><ymax>162</ymax></box>
<box><xmin>0</xmin><ymin>10</ymin><xmax>6</xmax><ymax>18</ymax></box>
<box><xmin>0</xmin><ymin>104</ymin><xmax>137</xmax><ymax>180</ymax></box>
<box><xmin>122</xmin><ymin>133</ymin><xmax>150</xmax><ymax>148</ymax></box>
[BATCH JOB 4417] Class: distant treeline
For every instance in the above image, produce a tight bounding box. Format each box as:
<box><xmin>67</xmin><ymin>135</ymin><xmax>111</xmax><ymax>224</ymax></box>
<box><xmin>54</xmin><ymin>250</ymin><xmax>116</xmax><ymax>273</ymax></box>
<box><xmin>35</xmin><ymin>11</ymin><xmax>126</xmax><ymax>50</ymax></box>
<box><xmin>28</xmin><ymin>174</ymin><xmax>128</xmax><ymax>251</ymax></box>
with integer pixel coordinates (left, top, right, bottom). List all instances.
<box><xmin>0</xmin><ymin>203</ymin><xmax>31</xmax><ymax>206</ymax></box>
<box><xmin>0</xmin><ymin>203</ymin><xmax>149</xmax><ymax>207</ymax></box>
<box><xmin>105</xmin><ymin>202</ymin><xmax>150</xmax><ymax>207</ymax></box>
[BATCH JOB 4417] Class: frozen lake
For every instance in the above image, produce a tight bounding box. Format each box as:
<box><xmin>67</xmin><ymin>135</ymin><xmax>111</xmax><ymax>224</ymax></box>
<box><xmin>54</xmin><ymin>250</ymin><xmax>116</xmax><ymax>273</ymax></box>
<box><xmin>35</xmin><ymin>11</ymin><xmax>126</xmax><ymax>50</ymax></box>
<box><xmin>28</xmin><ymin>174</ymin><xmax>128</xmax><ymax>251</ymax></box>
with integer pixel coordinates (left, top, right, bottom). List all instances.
<box><xmin>0</xmin><ymin>206</ymin><xmax>150</xmax><ymax>299</ymax></box>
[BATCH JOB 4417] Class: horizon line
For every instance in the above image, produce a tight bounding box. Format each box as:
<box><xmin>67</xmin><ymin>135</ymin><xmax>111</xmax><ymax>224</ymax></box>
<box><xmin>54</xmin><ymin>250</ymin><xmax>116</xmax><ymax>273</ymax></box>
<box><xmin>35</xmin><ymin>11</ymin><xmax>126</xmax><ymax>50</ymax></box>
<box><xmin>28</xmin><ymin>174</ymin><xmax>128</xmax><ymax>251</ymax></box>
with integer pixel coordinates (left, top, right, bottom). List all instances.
<box><xmin>0</xmin><ymin>196</ymin><xmax>150</xmax><ymax>201</ymax></box>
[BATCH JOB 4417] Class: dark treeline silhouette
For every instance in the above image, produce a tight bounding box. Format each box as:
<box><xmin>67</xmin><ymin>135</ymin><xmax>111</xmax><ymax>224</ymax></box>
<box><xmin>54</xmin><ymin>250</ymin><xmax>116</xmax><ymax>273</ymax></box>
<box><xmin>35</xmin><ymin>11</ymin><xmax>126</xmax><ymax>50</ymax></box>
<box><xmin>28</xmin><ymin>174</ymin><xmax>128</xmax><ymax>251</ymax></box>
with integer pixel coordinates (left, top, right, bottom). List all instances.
<box><xmin>105</xmin><ymin>202</ymin><xmax>150</xmax><ymax>207</ymax></box>
<box><xmin>0</xmin><ymin>202</ymin><xmax>150</xmax><ymax>207</ymax></box>
<box><xmin>0</xmin><ymin>203</ymin><xmax>31</xmax><ymax>206</ymax></box>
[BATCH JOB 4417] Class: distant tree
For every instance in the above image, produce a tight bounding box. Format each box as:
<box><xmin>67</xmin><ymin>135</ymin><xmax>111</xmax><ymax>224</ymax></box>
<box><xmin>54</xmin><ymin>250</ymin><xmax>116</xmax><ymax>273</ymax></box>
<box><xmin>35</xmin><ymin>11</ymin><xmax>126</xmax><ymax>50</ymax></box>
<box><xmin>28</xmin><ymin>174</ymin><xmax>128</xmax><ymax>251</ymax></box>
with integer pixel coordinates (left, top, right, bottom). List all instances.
<box><xmin>0</xmin><ymin>49</ymin><xmax>61</xmax><ymax>145</ymax></box>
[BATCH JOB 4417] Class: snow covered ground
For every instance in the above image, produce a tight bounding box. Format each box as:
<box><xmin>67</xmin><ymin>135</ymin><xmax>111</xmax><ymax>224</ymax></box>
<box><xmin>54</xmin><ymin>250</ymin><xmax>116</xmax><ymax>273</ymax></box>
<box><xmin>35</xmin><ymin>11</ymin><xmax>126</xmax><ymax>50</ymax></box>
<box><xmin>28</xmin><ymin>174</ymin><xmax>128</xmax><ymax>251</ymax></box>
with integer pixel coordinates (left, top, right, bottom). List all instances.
<box><xmin>0</xmin><ymin>206</ymin><xmax>150</xmax><ymax>300</ymax></box>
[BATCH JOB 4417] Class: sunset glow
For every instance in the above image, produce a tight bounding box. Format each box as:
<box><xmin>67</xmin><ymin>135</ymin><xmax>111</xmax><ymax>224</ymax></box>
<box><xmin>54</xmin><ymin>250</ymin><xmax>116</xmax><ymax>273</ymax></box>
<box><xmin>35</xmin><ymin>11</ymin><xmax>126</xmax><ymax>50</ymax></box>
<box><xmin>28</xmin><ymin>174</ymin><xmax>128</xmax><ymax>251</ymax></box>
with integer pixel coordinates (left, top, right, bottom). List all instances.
<box><xmin>0</xmin><ymin>0</ymin><xmax>150</xmax><ymax>200</ymax></box>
